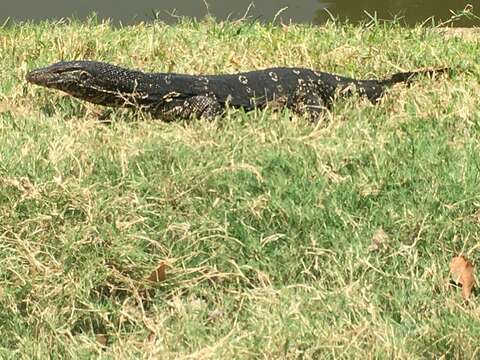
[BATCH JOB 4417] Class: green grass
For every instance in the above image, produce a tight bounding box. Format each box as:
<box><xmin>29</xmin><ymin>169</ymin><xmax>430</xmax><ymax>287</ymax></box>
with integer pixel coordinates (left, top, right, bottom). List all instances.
<box><xmin>1</xmin><ymin>16</ymin><xmax>480</xmax><ymax>358</ymax></box>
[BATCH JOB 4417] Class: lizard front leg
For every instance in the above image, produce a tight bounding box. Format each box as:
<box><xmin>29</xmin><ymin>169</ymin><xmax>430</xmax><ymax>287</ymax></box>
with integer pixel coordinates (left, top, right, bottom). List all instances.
<box><xmin>151</xmin><ymin>95</ymin><xmax>223</xmax><ymax>121</ymax></box>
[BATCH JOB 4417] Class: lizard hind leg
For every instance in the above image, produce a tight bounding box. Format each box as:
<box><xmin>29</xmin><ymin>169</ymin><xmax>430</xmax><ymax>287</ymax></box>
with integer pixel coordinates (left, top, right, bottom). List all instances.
<box><xmin>182</xmin><ymin>95</ymin><xmax>224</xmax><ymax>119</ymax></box>
<box><xmin>287</xmin><ymin>85</ymin><xmax>328</xmax><ymax>123</ymax></box>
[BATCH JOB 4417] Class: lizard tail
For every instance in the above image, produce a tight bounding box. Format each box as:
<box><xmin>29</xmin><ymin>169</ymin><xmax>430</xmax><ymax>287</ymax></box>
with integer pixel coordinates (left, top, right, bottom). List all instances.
<box><xmin>382</xmin><ymin>67</ymin><xmax>451</xmax><ymax>86</ymax></box>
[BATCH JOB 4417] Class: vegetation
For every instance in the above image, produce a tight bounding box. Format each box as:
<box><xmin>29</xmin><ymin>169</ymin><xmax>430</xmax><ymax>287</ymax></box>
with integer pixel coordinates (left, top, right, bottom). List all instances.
<box><xmin>0</xmin><ymin>16</ymin><xmax>479</xmax><ymax>358</ymax></box>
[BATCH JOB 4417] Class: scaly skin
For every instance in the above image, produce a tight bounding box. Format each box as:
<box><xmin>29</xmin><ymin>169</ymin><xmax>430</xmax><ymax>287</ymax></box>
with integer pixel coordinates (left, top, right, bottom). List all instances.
<box><xmin>26</xmin><ymin>60</ymin><xmax>448</xmax><ymax>121</ymax></box>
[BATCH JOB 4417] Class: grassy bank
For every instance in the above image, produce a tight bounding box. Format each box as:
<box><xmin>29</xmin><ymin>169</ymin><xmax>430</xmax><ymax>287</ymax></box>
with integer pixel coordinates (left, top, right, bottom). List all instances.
<box><xmin>1</xmin><ymin>17</ymin><xmax>480</xmax><ymax>358</ymax></box>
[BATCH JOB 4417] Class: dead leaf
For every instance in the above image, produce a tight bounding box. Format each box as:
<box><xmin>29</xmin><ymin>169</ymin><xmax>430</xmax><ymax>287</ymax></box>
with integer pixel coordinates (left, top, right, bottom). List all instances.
<box><xmin>0</xmin><ymin>102</ymin><xmax>9</xmax><ymax>114</ymax></box>
<box><xmin>146</xmin><ymin>263</ymin><xmax>166</xmax><ymax>283</ymax></box>
<box><xmin>369</xmin><ymin>228</ymin><xmax>389</xmax><ymax>252</ymax></box>
<box><xmin>138</xmin><ymin>262</ymin><xmax>168</xmax><ymax>300</ymax></box>
<box><xmin>207</xmin><ymin>308</ymin><xmax>224</xmax><ymax>322</ymax></box>
<box><xmin>96</xmin><ymin>334</ymin><xmax>108</xmax><ymax>346</ymax></box>
<box><xmin>450</xmin><ymin>256</ymin><xmax>475</xmax><ymax>300</ymax></box>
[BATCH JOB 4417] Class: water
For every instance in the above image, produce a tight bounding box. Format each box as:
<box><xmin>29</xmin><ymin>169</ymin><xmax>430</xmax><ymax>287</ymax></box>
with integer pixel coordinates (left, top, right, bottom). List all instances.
<box><xmin>1</xmin><ymin>0</ymin><xmax>478</xmax><ymax>27</ymax></box>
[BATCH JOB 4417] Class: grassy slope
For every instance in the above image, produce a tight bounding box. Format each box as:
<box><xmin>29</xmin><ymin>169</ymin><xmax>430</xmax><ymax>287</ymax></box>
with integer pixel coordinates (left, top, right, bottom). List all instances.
<box><xmin>0</xmin><ymin>17</ymin><xmax>479</xmax><ymax>358</ymax></box>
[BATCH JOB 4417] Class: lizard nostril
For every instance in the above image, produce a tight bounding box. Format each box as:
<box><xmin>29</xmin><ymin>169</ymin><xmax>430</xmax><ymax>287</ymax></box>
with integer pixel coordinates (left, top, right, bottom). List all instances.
<box><xmin>26</xmin><ymin>69</ymin><xmax>43</xmax><ymax>84</ymax></box>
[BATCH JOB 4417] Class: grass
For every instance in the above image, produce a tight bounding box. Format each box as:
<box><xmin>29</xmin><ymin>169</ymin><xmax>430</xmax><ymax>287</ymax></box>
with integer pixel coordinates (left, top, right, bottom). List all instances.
<box><xmin>1</xmin><ymin>15</ymin><xmax>480</xmax><ymax>358</ymax></box>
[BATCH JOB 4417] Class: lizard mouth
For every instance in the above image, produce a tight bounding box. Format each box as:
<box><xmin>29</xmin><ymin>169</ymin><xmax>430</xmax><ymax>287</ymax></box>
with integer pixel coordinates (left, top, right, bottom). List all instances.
<box><xmin>26</xmin><ymin>67</ymin><xmax>61</xmax><ymax>87</ymax></box>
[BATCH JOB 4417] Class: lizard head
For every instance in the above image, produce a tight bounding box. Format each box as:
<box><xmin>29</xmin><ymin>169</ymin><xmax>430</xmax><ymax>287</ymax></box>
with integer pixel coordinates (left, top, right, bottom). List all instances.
<box><xmin>26</xmin><ymin>60</ymin><xmax>144</xmax><ymax>107</ymax></box>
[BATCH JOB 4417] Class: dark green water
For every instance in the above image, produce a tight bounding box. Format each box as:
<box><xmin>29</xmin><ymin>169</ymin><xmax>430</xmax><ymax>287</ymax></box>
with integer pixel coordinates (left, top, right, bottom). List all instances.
<box><xmin>1</xmin><ymin>0</ymin><xmax>478</xmax><ymax>26</ymax></box>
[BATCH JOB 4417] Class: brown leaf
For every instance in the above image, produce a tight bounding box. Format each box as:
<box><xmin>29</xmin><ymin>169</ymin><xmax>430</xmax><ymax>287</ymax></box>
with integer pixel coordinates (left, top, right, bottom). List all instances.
<box><xmin>146</xmin><ymin>263</ymin><xmax>166</xmax><ymax>283</ymax></box>
<box><xmin>450</xmin><ymin>256</ymin><xmax>475</xmax><ymax>300</ymax></box>
<box><xmin>0</xmin><ymin>102</ymin><xmax>9</xmax><ymax>114</ymax></box>
<box><xmin>147</xmin><ymin>331</ymin><xmax>156</xmax><ymax>343</ymax></box>
<box><xmin>207</xmin><ymin>308</ymin><xmax>224</xmax><ymax>322</ymax></box>
<box><xmin>138</xmin><ymin>262</ymin><xmax>168</xmax><ymax>300</ymax></box>
<box><xmin>369</xmin><ymin>228</ymin><xmax>389</xmax><ymax>252</ymax></box>
<box><xmin>96</xmin><ymin>334</ymin><xmax>108</xmax><ymax>346</ymax></box>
